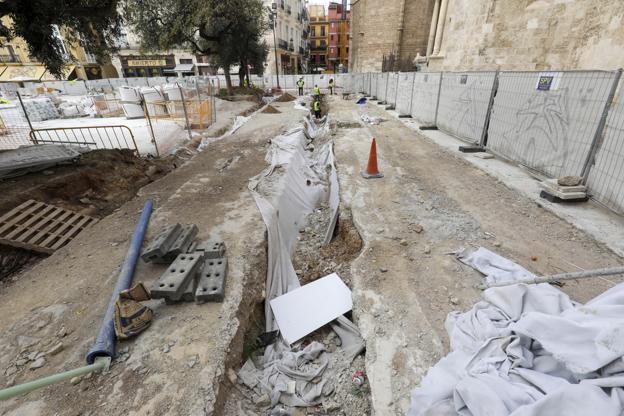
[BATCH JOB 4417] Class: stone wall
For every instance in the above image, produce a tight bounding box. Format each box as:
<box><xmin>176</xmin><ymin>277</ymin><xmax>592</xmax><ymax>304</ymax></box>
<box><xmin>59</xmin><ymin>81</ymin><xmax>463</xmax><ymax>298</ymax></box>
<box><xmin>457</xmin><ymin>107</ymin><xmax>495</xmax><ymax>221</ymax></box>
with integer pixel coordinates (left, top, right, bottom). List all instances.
<box><xmin>349</xmin><ymin>0</ymin><xmax>435</xmax><ymax>72</ymax></box>
<box><xmin>428</xmin><ymin>0</ymin><xmax>624</xmax><ymax>71</ymax></box>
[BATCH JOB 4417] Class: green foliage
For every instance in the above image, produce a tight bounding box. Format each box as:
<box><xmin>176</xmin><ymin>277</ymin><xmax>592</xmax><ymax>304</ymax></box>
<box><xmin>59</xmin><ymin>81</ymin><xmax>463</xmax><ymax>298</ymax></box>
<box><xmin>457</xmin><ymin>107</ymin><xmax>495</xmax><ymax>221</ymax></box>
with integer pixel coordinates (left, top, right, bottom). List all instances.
<box><xmin>125</xmin><ymin>0</ymin><xmax>268</xmax><ymax>78</ymax></box>
<box><xmin>0</xmin><ymin>0</ymin><xmax>122</xmax><ymax>78</ymax></box>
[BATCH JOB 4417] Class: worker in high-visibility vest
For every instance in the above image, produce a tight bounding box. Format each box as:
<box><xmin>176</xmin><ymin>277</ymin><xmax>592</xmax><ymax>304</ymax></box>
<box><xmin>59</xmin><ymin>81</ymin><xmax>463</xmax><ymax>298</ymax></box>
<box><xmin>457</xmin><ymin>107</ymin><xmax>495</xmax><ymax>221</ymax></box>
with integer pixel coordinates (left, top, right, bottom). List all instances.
<box><xmin>328</xmin><ymin>78</ymin><xmax>334</xmax><ymax>95</ymax></box>
<box><xmin>313</xmin><ymin>84</ymin><xmax>320</xmax><ymax>100</ymax></box>
<box><xmin>243</xmin><ymin>79</ymin><xmax>249</xmax><ymax>88</ymax></box>
<box><xmin>297</xmin><ymin>77</ymin><xmax>305</xmax><ymax>96</ymax></box>
<box><xmin>313</xmin><ymin>98</ymin><xmax>321</xmax><ymax>119</ymax></box>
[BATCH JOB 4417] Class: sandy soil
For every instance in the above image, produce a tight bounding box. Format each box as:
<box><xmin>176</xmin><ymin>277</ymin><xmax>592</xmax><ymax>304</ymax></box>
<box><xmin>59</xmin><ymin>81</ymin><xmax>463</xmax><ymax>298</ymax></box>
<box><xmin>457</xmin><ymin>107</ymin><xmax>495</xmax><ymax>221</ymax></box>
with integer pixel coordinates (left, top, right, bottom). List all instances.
<box><xmin>329</xmin><ymin>95</ymin><xmax>624</xmax><ymax>414</ymax></box>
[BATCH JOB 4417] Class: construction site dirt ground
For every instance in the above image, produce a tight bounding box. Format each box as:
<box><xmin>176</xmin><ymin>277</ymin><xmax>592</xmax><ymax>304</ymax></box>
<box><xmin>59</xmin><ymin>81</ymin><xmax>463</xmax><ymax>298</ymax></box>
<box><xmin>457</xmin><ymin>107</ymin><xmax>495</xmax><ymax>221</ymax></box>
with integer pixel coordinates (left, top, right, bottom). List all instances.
<box><xmin>1</xmin><ymin>93</ymin><xmax>623</xmax><ymax>416</ymax></box>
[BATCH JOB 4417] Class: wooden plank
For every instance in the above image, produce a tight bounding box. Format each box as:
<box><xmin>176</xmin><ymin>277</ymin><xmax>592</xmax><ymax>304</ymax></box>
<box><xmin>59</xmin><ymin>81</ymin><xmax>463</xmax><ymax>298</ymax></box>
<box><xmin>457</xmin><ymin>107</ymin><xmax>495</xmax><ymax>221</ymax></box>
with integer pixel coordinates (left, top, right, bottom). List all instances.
<box><xmin>0</xmin><ymin>200</ymin><xmax>44</xmax><ymax>235</ymax></box>
<box><xmin>49</xmin><ymin>215</ymin><xmax>95</xmax><ymax>250</ymax></box>
<box><xmin>0</xmin><ymin>200</ymin><xmax>97</xmax><ymax>254</ymax></box>
<box><xmin>39</xmin><ymin>213</ymin><xmax>82</xmax><ymax>248</ymax></box>
<box><xmin>27</xmin><ymin>210</ymin><xmax>75</xmax><ymax>246</ymax></box>
<box><xmin>5</xmin><ymin>205</ymin><xmax>59</xmax><ymax>241</ymax></box>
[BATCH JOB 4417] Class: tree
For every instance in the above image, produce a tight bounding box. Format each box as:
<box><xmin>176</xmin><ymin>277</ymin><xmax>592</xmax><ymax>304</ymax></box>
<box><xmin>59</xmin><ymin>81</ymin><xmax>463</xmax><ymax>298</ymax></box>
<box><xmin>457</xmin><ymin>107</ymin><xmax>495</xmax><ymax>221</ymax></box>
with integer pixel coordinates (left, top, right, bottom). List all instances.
<box><xmin>0</xmin><ymin>0</ymin><xmax>122</xmax><ymax>78</ymax></box>
<box><xmin>125</xmin><ymin>0</ymin><xmax>268</xmax><ymax>93</ymax></box>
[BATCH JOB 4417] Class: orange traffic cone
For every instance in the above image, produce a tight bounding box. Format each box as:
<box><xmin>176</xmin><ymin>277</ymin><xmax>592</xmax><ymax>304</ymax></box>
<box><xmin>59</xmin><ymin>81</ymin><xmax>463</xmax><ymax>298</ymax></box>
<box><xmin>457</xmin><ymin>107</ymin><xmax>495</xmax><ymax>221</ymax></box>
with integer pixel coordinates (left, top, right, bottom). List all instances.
<box><xmin>361</xmin><ymin>138</ymin><xmax>384</xmax><ymax>179</ymax></box>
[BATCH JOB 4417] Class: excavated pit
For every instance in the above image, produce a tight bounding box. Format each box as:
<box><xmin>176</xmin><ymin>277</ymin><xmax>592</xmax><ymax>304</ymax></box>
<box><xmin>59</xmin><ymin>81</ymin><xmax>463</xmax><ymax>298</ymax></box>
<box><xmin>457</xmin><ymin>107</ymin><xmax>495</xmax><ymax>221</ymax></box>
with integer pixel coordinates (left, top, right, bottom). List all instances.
<box><xmin>218</xmin><ymin>99</ymin><xmax>372</xmax><ymax>415</ymax></box>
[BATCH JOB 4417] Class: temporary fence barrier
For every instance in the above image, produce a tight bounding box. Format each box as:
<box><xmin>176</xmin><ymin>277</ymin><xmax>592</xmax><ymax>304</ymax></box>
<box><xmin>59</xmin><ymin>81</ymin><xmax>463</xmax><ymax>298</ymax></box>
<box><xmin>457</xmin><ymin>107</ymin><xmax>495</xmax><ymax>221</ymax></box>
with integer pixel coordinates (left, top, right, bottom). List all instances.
<box><xmin>386</xmin><ymin>72</ymin><xmax>399</xmax><ymax>108</ymax></box>
<box><xmin>30</xmin><ymin>125</ymin><xmax>138</xmax><ymax>153</ymax></box>
<box><xmin>435</xmin><ymin>71</ymin><xmax>497</xmax><ymax>145</ymax></box>
<box><xmin>396</xmin><ymin>72</ymin><xmax>415</xmax><ymax>116</ymax></box>
<box><xmin>585</xmin><ymin>71</ymin><xmax>624</xmax><ymax>214</ymax></box>
<box><xmin>410</xmin><ymin>72</ymin><xmax>442</xmax><ymax>125</ymax></box>
<box><xmin>487</xmin><ymin>70</ymin><xmax>620</xmax><ymax>179</ymax></box>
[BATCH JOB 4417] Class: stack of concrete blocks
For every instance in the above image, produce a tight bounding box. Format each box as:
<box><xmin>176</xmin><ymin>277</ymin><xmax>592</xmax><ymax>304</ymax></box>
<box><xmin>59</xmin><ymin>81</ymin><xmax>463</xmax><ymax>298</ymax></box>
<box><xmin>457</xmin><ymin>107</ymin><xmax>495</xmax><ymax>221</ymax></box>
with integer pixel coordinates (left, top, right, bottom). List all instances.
<box><xmin>539</xmin><ymin>177</ymin><xmax>588</xmax><ymax>203</ymax></box>
<box><xmin>142</xmin><ymin>223</ymin><xmax>227</xmax><ymax>304</ymax></box>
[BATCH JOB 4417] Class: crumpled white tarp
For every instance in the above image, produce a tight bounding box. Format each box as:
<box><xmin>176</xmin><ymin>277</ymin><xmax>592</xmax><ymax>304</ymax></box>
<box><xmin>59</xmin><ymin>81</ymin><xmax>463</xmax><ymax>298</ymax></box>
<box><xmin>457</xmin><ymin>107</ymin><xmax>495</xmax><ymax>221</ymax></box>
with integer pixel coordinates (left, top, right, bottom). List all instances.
<box><xmin>360</xmin><ymin>114</ymin><xmax>380</xmax><ymax>125</ymax></box>
<box><xmin>458</xmin><ymin>247</ymin><xmax>535</xmax><ymax>284</ymax></box>
<box><xmin>409</xmin><ymin>251</ymin><xmax>624</xmax><ymax>416</ymax></box>
<box><xmin>243</xmin><ymin>114</ymin><xmax>364</xmax><ymax>408</ymax></box>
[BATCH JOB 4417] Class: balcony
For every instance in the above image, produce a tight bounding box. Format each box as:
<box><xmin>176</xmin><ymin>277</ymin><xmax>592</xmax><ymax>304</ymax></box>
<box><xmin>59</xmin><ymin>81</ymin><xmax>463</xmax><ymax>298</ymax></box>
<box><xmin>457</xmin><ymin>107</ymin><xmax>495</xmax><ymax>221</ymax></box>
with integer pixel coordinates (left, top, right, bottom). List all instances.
<box><xmin>287</xmin><ymin>5</ymin><xmax>291</xmax><ymax>14</ymax></box>
<box><xmin>288</xmin><ymin>41</ymin><xmax>294</xmax><ymax>52</ymax></box>
<box><xmin>278</xmin><ymin>38</ymin><xmax>288</xmax><ymax>50</ymax></box>
<box><xmin>280</xmin><ymin>0</ymin><xmax>284</xmax><ymax>9</ymax></box>
<box><xmin>0</xmin><ymin>54</ymin><xmax>20</xmax><ymax>63</ymax></box>
<box><xmin>299</xmin><ymin>46</ymin><xmax>304</xmax><ymax>55</ymax></box>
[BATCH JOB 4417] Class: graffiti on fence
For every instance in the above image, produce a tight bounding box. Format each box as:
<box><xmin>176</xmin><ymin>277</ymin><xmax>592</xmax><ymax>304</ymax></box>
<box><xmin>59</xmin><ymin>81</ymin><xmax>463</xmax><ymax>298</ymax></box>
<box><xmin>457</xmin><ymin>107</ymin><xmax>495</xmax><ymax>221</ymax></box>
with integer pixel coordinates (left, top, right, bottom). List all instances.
<box><xmin>505</xmin><ymin>89</ymin><xmax>570</xmax><ymax>175</ymax></box>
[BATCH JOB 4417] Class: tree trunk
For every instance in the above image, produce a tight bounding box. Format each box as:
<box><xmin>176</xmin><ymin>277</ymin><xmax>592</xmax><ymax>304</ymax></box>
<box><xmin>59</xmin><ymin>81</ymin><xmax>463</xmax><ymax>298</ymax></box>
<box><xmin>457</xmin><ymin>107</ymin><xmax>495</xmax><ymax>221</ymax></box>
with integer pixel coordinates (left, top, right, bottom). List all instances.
<box><xmin>238</xmin><ymin>62</ymin><xmax>245</xmax><ymax>87</ymax></box>
<box><xmin>224</xmin><ymin>67</ymin><xmax>233</xmax><ymax>95</ymax></box>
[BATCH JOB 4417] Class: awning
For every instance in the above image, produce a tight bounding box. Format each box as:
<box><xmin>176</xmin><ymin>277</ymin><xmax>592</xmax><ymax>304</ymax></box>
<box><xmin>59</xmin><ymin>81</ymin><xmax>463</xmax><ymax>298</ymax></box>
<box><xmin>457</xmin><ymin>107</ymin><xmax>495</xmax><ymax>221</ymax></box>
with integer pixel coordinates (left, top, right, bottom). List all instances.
<box><xmin>0</xmin><ymin>65</ymin><xmax>47</xmax><ymax>81</ymax></box>
<box><xmin>40</xmin><ymin>65</ymin><xmax>76</xmax><ymax>81</ymax></box>
<box><xmin>173</xmin><ymin>64</ymin><xmax>195</xmax><ymax>73</ymax></box>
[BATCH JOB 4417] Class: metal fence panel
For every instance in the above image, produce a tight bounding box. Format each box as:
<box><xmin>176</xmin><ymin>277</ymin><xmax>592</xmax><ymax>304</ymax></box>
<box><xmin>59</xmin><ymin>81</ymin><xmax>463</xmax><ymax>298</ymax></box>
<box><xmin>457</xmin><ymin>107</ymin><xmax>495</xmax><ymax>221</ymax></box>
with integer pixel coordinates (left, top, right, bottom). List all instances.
<box><xmin>586</xmin><ymin>81</ymin><xmax>624</xmax><ymax>214</ymax></box>
<box><xmin>436</xmin><ymin>71</ymin><xmax>496</xmax><ymax>144</ymax></box>
<box><xmin>371</xmin><ymin>73</ymin><xmax>379</xmax><ymax>99</ymax></box>
<box><xmin>411</xmin><ymin>72</ymin><xmax>441</xmax><ymax>125</ymax></box>
<box><xmin>396</xmin><ymin>73</ymin><xmax>414</xmax><ymax>114</ymax></box>
<box><xmin>487</xmin><ymin>71</ymin><xmax>618</xmax><ymax>178</ymax></box>
<box><xmin>386</xmin><ymin>73</ymin><xmax>399</xmax><ymax>107</ymax></box>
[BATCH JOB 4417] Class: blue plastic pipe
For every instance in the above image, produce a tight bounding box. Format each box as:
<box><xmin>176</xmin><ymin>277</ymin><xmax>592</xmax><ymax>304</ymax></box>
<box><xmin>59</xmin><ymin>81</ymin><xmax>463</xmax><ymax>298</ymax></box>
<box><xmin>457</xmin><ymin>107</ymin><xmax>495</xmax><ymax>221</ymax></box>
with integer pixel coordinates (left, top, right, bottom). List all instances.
<box><xmin>86</xmin><ymin>200</ymin><xmax>153</xmax><ymax>364</ymax></box>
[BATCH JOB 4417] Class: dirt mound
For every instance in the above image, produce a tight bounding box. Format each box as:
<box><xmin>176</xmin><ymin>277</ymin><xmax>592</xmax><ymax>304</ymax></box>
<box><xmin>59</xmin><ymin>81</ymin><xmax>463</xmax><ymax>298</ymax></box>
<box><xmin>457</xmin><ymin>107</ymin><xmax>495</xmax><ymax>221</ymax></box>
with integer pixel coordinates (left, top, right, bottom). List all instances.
<box><xmin>261</xmin><ymin>105</ymin><xmax>281</xmax><ymax>114</ymax></box>
<box><xmin>274</xmin><ymin>92</ymin><xmax>296</xmax><ymax>102</ymax></box>
<box><xmin>0</xmin><ymin>149</ymin><xmax>179</xmax><ymax>219</ymax></box>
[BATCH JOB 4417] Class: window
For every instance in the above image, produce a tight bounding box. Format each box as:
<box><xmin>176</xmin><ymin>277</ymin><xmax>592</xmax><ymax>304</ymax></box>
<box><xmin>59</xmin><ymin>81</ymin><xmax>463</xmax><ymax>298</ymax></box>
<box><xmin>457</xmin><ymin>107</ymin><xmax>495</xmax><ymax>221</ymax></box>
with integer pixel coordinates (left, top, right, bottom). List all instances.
<box><xmin>320</xmin><ymin>55</ymin><xmax>325</xmax><ymax>63</ymax></box>
<box><xmin>52</xmin><ymin>25</ymin><xmax>70</xmax><ymax>60</ymax></box>
<box><xmin>180</xmin><ymin>58</ymin><xmax>193</xmax><ymax>64</ymax></box>
<box><xmin>311</xmin><ymin>27</ymin><xmax>316</xmax><ymax>37</ymax></box>
<box><xmin>330</xmin><ymin>35</ymin><xmax>333</xmax><ymax>41</ymax></box>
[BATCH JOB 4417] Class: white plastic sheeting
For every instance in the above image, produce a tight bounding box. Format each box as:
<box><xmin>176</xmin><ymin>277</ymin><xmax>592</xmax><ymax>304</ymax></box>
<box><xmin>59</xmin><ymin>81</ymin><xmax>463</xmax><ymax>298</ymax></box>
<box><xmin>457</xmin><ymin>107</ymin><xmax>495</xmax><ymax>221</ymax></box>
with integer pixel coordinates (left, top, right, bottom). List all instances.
<box><xmin>458</xmin><ymin>247</ymin><xmax>535</xmax><ymax>285</ymax></box>
<box><xmin>408</xmin><ymin>251</ymin><xmax>624</xmax><ymax>416</ymax></box>
<box><xmin>241</xmin><ymin>115</ymin><xmax>364</xmax><ymax>409</ymax></box>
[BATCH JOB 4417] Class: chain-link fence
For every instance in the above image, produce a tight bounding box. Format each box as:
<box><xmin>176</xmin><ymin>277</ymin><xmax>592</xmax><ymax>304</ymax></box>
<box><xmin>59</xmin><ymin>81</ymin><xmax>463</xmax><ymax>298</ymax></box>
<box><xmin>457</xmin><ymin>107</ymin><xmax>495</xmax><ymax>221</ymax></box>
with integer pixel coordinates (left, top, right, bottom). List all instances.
<box><xmin>0</xmin><ymin>76</ymin><xmax>218</xmax><ymax>156</ymax></box>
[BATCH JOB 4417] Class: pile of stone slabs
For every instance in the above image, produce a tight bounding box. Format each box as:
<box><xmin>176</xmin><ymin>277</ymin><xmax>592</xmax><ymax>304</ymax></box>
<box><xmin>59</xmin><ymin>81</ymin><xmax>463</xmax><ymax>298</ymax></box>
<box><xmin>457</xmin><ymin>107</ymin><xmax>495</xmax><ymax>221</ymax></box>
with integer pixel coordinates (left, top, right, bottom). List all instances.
<box><xmin>143</xmin><ymin>223</ymin><xmax>227</xmax><ymax>304</ymax></box>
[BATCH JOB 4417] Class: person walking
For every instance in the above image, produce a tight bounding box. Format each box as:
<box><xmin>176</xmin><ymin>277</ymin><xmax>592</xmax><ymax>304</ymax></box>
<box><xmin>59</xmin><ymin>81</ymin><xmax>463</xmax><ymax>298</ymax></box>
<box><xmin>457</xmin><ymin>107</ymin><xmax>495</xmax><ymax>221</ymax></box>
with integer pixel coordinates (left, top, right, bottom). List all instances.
<box><xmin>313</xmin><ymin>98</ymin><xmax>321</xmax><ymax>119</ymax></box>
<box><xmin>313</xmin><ymin>84</ymin><xmax>320</xmax><ymax>100</ymax></box>
<box><xmin>297</xmin><ymin>77</ymin><xmax>305</xmax><ymax>96</ymax></box>
<box><xmin>328</xmin><ymin>78</ymin><xmax>334</xmax><ymax>95</ymax></box>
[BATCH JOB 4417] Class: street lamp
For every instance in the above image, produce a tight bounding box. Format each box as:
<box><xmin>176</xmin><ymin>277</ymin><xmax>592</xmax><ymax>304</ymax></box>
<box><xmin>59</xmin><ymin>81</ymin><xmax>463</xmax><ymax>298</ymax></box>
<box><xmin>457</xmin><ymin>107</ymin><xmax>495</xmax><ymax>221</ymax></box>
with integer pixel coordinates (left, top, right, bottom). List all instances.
<box><xmin>269</xmin><ymin>4</ymin><xmax>280</xmax><ymax>88</ymax></box>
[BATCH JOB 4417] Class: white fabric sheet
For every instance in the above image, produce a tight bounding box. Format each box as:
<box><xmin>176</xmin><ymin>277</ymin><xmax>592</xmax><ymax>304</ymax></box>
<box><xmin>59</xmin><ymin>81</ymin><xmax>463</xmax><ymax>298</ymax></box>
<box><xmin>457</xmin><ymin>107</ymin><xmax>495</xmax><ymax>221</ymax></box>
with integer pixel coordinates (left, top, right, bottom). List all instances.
<box><xmin>409</xmin><ymin>251</ymin><xmax>624</xmax><ymax>416</ymax></box>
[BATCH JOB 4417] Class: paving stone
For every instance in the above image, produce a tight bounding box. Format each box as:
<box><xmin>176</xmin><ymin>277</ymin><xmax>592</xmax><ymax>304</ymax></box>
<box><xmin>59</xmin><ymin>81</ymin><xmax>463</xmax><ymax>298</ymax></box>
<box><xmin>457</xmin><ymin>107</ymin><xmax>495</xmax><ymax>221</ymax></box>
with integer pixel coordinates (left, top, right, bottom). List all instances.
<box><xmin>151</xmin><ymin>252</ymin><xmax>204</xmax><ymax>301</ymax></box>
<box><xmin>192</xmin><ymin>240</ymin><xmax>226</xmax><ymax>259</ymax></box>
<box><xmin>195</xmin><ymin>257</ymin><xmax>228</xmax><ymax>303</ymax></box>
<box><xmin>141</xmin><ymin>224</ymin><xmax>182</xmax><ymax>263</ymax></box>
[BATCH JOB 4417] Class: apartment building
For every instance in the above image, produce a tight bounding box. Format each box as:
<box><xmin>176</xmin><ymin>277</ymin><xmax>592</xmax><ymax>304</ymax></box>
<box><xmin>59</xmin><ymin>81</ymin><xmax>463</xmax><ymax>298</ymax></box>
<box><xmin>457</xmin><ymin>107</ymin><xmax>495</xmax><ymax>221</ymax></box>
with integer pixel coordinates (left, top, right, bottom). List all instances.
<box><xmin>309</xmin><ymin>4</ymin><xmax>328</xmax><ymax>72</ymax></box>
<box><xmin>264</xmin><ymin>0</ymin><xmax>310</xmax><ymax>75</ymax></box>
<box><xmin>327</xmin><ymin>2</ymin><xmax>350</xmax><ymax>72</ymax></box>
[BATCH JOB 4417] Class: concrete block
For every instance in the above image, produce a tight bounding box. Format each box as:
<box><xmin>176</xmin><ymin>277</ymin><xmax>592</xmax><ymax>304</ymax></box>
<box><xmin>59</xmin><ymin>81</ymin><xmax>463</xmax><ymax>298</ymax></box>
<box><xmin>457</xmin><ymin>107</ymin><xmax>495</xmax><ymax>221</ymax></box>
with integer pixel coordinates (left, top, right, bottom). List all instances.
<box><xmin>398</xmin><ymin>114</ymin><xmax>412</xmax><ymax>118</ymax></box>
<box><xmin>541</xmin><ymin>179</ymin><xmax>587</xmax><ymax>193</ymax></box>
<box><xmin>151</xmin><ymin>252</ymin><xmax>204</xmax><ymax>301</ymax></box>
<box><xmin>473</xmin><ymin>152</ymin><xmax>494</xmax><ymax>159</ymax></box>
<box><xmin>193</xmin><ymin>240</ymin><xmax>226</xmax><ymax>259</ymax></box>
<box><xmin>167</xmin><ymin>224</ymin><xmax>198</xmax><ymax>259</ymax></box>
<box><xmin>458</xmin><ymin>145</ymin><xmax>485</xmax><ymax>153</ymax></box>
<box><xmin>419</xmin><ymin>125</ymin><xmax>438</xmax><ymax>130</ymax></box>
<box><xmin>540</xmin><ymin>190</ymin><xmax>589</xmax><ymax>203</ymax></box>
<box><xmin>141</xmin><ymin>224</ymin><xmax>182</xmax><ymax>263</ymax></box>
<box><xmin>195</xmin><ymin>257</ymin><xmax>228</xmax><ymax>303</ymax></box>
<box><xmin>385</xmin><ymin>105</ymin><xmax>395</xmax><ymax>110</ymax></box>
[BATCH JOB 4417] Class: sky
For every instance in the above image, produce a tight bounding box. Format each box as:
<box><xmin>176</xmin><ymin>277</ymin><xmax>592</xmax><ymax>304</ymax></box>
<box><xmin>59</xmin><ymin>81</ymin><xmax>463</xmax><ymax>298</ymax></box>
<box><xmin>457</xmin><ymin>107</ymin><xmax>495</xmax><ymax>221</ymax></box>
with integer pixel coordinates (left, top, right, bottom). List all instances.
<box><xmin>306</xmin><ymin>0</ymin><xmax>350</xmax><ymax>11</ymax></box>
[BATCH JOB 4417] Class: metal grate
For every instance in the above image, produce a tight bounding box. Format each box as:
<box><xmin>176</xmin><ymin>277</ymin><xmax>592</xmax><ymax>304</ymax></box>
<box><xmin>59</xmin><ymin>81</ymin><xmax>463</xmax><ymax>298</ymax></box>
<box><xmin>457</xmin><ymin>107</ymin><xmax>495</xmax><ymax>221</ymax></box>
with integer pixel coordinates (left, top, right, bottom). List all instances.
<box><xmin>0</xmin><ymin>200</ymin><xmax>98</xmax><ymax>254</ymax></box>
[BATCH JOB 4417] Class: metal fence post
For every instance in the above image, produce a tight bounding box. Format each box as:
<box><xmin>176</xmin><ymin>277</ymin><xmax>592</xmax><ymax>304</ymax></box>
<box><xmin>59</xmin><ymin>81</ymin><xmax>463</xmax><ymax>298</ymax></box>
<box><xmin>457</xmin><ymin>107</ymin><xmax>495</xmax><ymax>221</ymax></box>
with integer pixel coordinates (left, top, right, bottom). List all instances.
<box><xmin>408</xmin><ymin>72</ymin><xmax>417</xmax><ymax>115</ymax></box>
<box><xmin>581</xmin><ymin>68</ymin><xmax>623</xmax><ymax>182</ymax></box>
<box><xmin>393</xmin><ymin>73</ymin><xmax>400</xmax><ymax>109</ymax></box>
<box><xmin>383</xmin><ymin>72</ymin><xmax>390</xmax><ymax>104</ymax></box>
<box><xmin>16</xmin><ymin>91</ymin><xmax>36</xmax><ymax>144</ymax></box>
<box><xmin>433</xmin><ymin>72</ymin><xmax>444</xmax><ymax>127</ymax></box>
<box><xmin>478</xmin><ymin>70</ymin><xmax>500</xmax><ymax>148</ymax></box>
<box><xmin>178</xmin><ymin>85</ymin><xmax>193</xmax><ymax>141</ymax></box>
<box><xmin>143</xmin><ymin>99</ymin><xmax>160</xmax><ymax>157</ymax></box>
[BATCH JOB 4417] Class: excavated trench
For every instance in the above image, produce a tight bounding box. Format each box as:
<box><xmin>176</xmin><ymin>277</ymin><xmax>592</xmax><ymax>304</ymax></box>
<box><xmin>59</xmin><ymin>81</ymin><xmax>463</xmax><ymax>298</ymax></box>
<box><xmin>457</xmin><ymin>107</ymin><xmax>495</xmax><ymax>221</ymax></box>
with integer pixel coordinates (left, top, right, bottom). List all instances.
<box><xmin>216</xmin><ymin>98</ymin><xmax>372</xmax><ymax>415</ymax></box>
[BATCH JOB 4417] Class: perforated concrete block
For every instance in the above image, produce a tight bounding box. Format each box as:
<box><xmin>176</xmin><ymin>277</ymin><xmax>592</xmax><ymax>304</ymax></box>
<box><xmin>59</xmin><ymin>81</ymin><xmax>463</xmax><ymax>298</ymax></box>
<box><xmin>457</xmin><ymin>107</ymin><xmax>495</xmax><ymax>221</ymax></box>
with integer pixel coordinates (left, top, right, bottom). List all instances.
<box><xmin>192</xmin><ymin>240</ymin><xmax>226</xmax><ymax>259</ymax></box>
<box><xmin>195</xmin><ymin>257</ymin><xmax>227</xmax><ymax>303</ymax></box>
<box><xmin>151</xmin><ymin>252</ymin><xmax>204</xmax><ymax>301</ymax></box>
<box><xmin>141</xmin><ymin>223</ymin><xmax>182</xmax><ymax>263</ymax></box>
<box><xmin>167</xmin><ymin>224</ymin><xmax>198</xmax><ymax>259</ymax></box>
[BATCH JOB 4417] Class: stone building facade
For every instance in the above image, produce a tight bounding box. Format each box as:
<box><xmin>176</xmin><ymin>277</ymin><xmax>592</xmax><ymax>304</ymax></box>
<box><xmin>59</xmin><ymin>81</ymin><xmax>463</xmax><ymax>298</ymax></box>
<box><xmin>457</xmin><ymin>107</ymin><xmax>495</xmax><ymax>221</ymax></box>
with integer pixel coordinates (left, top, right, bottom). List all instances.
<box><xmin>349</xmin><ymin>0</ymin><xmax>436</xmax><ymax>72</ymax></box>
<box><xmin>425</xmin><ymin>0</ymin><xmax>624</xmax><ymax>71</ymax></box>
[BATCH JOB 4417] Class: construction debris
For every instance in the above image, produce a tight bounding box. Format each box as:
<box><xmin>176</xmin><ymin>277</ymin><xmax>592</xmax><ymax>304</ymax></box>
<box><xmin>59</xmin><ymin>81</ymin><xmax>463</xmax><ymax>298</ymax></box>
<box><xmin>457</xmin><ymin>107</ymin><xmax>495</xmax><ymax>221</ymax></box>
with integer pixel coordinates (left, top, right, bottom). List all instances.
<box><xmin>539</xmin><ymin>178</ymin><xmax>588</xmax><ymax>202</ymax></box>
<box><xmin>0</xmin><ymin>145</ymin><xmax>85</xmax><ymax>179</ymax></box>
<box><xmin>141</xmin><ymin>223</ymin><xmax>198</xmax><ymax>263</ymax></box>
